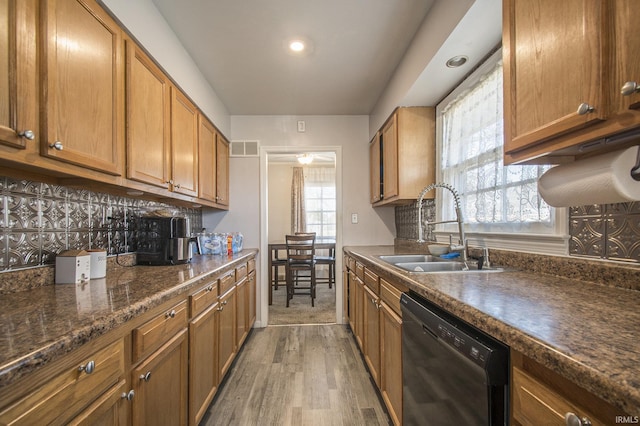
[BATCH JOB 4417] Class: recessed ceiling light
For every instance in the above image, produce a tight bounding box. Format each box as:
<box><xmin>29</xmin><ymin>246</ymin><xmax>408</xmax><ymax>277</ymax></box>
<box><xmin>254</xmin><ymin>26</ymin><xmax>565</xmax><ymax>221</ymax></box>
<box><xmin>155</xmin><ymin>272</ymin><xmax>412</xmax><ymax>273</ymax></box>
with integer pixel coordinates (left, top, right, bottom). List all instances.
<box><xmin>289</xmin><ymin>40</ymin><xmax>305</xmax><ymax>52</ymax></box>
<box><xmin>446</xmin><ymin>55</ymin><xmax>468</xmax><ymax>68</ymax></box>
<box><xmin>285</xmin><ymin>36</ymin><xmax>314</xmax><ymax>56</ymax></box>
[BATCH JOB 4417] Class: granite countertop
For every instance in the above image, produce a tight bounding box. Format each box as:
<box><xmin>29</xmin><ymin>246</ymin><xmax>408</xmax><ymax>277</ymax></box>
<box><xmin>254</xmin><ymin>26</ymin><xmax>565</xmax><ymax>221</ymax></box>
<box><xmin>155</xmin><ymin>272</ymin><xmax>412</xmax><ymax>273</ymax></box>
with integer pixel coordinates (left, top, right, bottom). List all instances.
<box><xmin>0</xmin><ymin>250</ymin><xmax>257</xmax><ymax>388</ymax></box>
<box><xmin>345</xmin><ymin>245</ymin><xmax>640</xmax><ymax>417</ymax></box>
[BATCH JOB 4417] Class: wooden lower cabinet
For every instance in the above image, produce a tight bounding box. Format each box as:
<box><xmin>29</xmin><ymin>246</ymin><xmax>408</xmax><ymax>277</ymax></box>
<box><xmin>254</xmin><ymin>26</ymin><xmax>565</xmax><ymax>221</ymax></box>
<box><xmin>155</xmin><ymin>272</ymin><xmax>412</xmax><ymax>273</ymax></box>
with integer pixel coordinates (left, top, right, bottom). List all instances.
<box><xmin>380</xmin><ymin>300</ymin><xmax>403</xmax><ymax>426</ymax></box>
<box><xmin>218</xmin><ymin>287</ymin><xmax>237</xmax><ymax>380</ymax></box>
<box><xmin>0</xmin><ymin>338</ymin><xmax>125</xmax><ymax>426</ymax></box>
<box><xmin>236</xmin><ymin>277</ymin><xmax>248</xmax><ymax>347</ymax></box>
<box><xmin>69</xmin><ymin>379</ymin><xmax>129</xmax><ymax>426</ymax></box>
<box><xmin>189</xmin><ymin>302</ymin><xmax>219</xmax><ymax>426</ymax></box>
<box><xmin>363</xmin><ymin>283</ymin><xmax>381</xmax><ymax>387</ymax></box>
<box><xmin>132</xmin><ymin>328</ymin><xmax>188</xmax><ymax>426</ymax></box>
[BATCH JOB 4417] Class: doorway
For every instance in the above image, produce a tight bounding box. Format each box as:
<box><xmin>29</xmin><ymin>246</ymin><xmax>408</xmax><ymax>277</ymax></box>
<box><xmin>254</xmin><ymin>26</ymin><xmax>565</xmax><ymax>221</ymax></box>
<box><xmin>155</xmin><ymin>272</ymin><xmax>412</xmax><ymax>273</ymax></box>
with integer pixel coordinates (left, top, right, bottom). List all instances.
<box><xmin>259</xmin><ymin>147</ymin><xmax>343</xmax><ymax>327</ymax></box>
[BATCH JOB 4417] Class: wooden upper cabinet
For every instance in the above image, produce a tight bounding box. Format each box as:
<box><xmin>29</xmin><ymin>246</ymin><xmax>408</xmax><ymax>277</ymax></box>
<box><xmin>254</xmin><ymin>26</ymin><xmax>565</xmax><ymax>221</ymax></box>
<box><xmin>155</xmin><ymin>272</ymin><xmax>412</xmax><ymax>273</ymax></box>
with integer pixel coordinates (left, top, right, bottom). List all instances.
<box><xmin>0</xmin><ymin>0</ymin><xmax>38</xmax><ymax>150</ymax></box>
<box><xmin>503</xmin><ymin>0</ymin><xmax>640</xmax><ymax>165</ymax></box>
<box><xmin>198</xmin><ymin>115</ymin><xmax>217</xmax><ymax>202</ymax></box>
<box><xmin>170</xmin><ymin>87</ymin><xmax>198</xmax><ymax>197</ymax></box>
<box><xmin>125</xmin><ymin>39</ymin><xmax>170</xmax><ymax>189</ymax></box>
<box><xmin>371</xmin><ymin>107</ymin><xmax>435</xmax><ymax>206</ymax></box>
<box><xmin>215</xmin><ymin>134</ymin><xmax>230</xmax><ymax>207</ymax></box>
<box><xmin>40</xmin><ymin>0</ymin><xmax>123</xmax><ymax>175</ymax></box>
<box><xmin>369</xmin><ymin>133</ymin><xmax>381</xmax><ymax>203</ymax></box>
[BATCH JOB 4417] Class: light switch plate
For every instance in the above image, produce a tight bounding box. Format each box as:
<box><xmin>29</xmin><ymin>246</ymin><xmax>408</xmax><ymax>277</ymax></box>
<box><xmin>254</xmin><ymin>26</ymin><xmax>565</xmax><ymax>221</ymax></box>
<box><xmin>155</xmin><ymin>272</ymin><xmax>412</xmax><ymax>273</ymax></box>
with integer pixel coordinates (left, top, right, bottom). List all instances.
<box><xmin>351</xmin><ymin>213</ymin><xmax>358</xmax><ymax>224</ymax></box>
<box><xmin>297</xmin><ymin>120</ymin><xmax>306</xmax><ymax>132</ymax></box>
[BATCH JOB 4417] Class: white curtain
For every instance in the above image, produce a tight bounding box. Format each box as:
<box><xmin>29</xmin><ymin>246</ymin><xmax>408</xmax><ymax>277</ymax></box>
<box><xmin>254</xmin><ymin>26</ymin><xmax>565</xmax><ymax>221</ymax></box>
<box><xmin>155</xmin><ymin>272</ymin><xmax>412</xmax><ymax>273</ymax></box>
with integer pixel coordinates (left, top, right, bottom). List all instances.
<box><xmin>440</xmin><ymin>59</ymin><xmax>552</xmax><ymax>232</ymax></box>
<box><xmin>291</xmin><ymin>167</ymin><xmax>306</xmax><ymax>233</ymax></box>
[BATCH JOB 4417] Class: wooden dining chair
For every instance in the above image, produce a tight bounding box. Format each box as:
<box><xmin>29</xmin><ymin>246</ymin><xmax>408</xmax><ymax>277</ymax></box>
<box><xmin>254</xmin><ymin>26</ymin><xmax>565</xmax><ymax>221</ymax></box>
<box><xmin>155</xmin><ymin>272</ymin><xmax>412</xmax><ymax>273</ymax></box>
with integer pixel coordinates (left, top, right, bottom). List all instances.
<box><xmin>296</xmin><ymin>232</ymin><xmax>334</xmax><ymax>288</ymax></box>
<box><xmin>285</xmin><ymin>234</ymin><xmax>316</xmax><ymax>307</ymax></box>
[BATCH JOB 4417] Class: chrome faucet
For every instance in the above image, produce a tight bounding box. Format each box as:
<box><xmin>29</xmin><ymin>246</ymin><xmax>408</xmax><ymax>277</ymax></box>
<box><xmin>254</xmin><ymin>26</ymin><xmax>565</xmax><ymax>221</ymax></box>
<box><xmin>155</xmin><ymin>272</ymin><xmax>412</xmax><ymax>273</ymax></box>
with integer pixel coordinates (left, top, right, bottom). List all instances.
<box><xmin>416</xmin><ymin>183</ymin><xmax>468</xmax><ymax>262</ymax></box>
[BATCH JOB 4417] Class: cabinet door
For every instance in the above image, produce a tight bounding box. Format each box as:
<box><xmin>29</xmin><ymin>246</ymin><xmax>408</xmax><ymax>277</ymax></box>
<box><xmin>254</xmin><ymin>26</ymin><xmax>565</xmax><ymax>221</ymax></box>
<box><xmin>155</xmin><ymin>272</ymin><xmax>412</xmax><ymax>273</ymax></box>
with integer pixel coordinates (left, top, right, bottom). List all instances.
<box><xmin>132</xmin><ymin>328</ymin><xmax>188</xmax><ymax>426</ymax></box>
<box><xmin>68</xmin><ymin>379</ymin><xmax>128</xmax><ymax>426</ymax></box>
<box><xmin>348</xmin><ymin>270</ymin><xmax>356</xmax><ymax>332</ymax></box>
<box><xmin>198</xmin><ymin>115</ymin><xmax>217</xmax><ymax>202</ymax></box>
<box><xmin>611</xmin><ymin>0</ymin><xmax>640</xmax><ymax>113</ymax></box>
<box><xmin>215</xmin><ymin>134</ymin><xmax>230</xmax><ymax>206</ymax></box>
<box><xmin>40</xmin><ymin>0</ymin><xmax>123</xmax><ymax>175</ymax></box>
<box><xmin>125</xmin><ymin>39</ymin><xmax>170</xmax><ymax>189</ymax></box>
<box><xmin>236</xmin><ymin>277</ymin><xmax>248</xmax><ymax>347</ymax></box>
<box><xmin>218</xmin><ymin>287</ymin><xmax>236</xmax><ymax>380</ymax></box>
<box><xmin>503</xmin><ymin>0</ymin><xmax>607</xmax><ymax>154</ymax></box>
<box><xmin>369</xmin><ymin>134</ymin><xmax>381</xmax><ymax>203</ymax></box>
<box><xmin>381</xmin><ymin>115</ymin><xmax>398</xmax><ymax>200</ymax></box>
<box><xmin>0</xmin><ymin>0</ymin><xmax>37</xmax><ymax>150</ymax></box>
<box><xmin>363</xmin><ymin>284</ymin><xmax>380</xmax><ymax>387</ymax></box>
<box><xmin>354</xmin><ymin>274</ymin><xmax>365</xmax><ymax>351</ymax></box>
<box><xmin>248</xmin><ymin>270</ymin><xmax>256</xmax><ymax>327</ymax></box>
<box><xmin>170</xmin><ymin>87</ymin><xmax>198</xmax><ymax>197</ymax></box>
<box><xmin>189</xmin><ymin>303</ymin><xmax>219</xmax><ymax>426</ymax></box>
<box><xmin>380</xmin><ymin>301</ymin><xmax>402</xmax><ymax>426</ymax></box>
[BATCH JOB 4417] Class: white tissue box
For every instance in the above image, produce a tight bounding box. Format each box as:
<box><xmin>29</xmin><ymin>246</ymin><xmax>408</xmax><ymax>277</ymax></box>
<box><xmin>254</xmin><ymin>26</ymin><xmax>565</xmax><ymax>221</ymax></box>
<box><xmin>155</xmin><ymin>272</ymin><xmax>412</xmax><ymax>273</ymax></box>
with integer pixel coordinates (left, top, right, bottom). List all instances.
<box><xmin>55</xmin><ymin>250</ymin><xmax>91</xmax><ymax>284</ymax></box>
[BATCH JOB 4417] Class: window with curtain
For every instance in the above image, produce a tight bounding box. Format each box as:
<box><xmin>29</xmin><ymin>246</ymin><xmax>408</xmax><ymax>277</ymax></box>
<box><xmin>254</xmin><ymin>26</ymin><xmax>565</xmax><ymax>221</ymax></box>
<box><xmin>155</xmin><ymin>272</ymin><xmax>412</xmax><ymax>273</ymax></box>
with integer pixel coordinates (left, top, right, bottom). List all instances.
<box><xmin>438</xmin><ymin>50</ymin><xmax>554</xmax><ymax>234</ymax></box>
<box><xmin>304</xmin><ymin>167</ymin><xmax>336</xmax><ymax>240</ymax></box>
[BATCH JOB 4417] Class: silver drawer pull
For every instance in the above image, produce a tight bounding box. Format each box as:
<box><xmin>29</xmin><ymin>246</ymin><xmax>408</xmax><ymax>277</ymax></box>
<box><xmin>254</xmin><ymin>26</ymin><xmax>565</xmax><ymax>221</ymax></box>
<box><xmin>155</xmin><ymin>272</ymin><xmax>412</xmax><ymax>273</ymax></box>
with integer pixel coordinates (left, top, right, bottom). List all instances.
<box><xmin>139</xmin><ymin>371</ymin><xmax>152</xmax><ymax>382</ymax></box>
<box><xmin>18</xmin><ymin>130</ymin><xmax>35</xmax><ymax>140</ymax></box>
<box><xmin>121</xmin><ymin>390</ymin><xmax>135</xmax><ymax>401</ymax></box>
<box><xmin>621</xmin><ymin>81</ymin><xmax>640</xmax><ymax>96</ymax></box>
<box><xmin>78</xmin><ymin>360</ymin><xmax>95</xmax><ymax>375</ymax></box>
<box><xmin>565</xmin><ymin>412</ymin><xmax>592</xmax><ymax>426</ymax></box>
<box><xmin>49</xmin><ymin>141</ymin><xmax>63</xmax><ymax>150</ymax></box>
<box><xmin>165</xmin><ymin>309</ymin><xmax>176</xmax><ymax>319</ymax></box>
<box><xmin>577</xmin><ymin>103</ymin><xmax>594</xmax><ymax>115</ymax></box>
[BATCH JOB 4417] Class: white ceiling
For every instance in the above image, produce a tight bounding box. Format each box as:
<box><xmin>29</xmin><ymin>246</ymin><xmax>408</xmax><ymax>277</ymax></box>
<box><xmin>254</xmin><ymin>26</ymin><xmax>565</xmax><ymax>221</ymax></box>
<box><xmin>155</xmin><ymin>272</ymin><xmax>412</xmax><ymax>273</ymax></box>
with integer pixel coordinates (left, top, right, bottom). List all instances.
<box><xmin>150</xmin><ymin>0</ymin><xmax>501</xmax><ymax>116</ymax></box>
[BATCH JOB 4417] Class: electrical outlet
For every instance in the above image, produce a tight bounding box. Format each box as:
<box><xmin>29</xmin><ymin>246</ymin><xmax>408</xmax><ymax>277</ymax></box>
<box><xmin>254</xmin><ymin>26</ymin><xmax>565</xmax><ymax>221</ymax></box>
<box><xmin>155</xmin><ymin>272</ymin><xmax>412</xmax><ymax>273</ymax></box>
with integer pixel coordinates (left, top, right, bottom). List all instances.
<box><xmin>351</xmin><ymin>213</ymin><xmax>358</xmax><ymax>224</ymax></box>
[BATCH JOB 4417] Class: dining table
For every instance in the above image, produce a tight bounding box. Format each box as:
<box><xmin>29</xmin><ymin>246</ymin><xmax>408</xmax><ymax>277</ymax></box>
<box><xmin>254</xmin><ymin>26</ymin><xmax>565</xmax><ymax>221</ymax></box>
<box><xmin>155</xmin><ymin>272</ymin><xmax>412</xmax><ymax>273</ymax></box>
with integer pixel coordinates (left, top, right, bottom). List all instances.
<box><xmin>268</xmin><ymin>240</ymin><xmax>336</xmax><ymax>305</ymax></box>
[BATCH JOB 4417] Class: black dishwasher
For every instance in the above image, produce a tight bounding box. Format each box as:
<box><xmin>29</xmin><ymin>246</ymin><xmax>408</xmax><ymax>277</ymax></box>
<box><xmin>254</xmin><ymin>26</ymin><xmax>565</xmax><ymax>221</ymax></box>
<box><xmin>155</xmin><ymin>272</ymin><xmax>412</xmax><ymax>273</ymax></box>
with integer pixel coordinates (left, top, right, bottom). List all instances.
<box><xmin>400</xmin><ymin>291</ymin><xmax>509</xmax><ymax>426</ymax></box>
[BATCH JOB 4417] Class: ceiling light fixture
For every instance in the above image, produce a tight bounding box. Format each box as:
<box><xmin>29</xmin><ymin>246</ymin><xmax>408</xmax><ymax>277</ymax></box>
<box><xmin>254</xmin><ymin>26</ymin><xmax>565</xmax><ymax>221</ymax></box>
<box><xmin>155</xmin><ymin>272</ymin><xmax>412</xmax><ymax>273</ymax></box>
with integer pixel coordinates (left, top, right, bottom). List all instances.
<box><xmin>446</xmin><ymin>55</ymin><xmax>468</xmax><ymax>68</ymax></box>
<box><xmin>297</xmin><ymin>153</ymin><xmax>314</xmax><ymax>165</ymax></box>
<box><xmin>289</xmin><ymin>40</ymin><xmax>305</xmax><ymax>52</ymax></box>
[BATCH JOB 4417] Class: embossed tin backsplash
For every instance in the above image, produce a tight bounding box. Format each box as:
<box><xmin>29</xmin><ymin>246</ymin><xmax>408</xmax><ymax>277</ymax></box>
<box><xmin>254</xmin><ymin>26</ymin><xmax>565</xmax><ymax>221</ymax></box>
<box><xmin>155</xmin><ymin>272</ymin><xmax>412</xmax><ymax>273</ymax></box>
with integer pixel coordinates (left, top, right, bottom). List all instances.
<box><xmin>397</xmin><ymin>199</ymin><xmax>640</xmax><ymax>263</ymax></box>
<box><xmin>0</xmin><ymin>176</ymin><xmax>202</xmax><ymax>271</ymax></box>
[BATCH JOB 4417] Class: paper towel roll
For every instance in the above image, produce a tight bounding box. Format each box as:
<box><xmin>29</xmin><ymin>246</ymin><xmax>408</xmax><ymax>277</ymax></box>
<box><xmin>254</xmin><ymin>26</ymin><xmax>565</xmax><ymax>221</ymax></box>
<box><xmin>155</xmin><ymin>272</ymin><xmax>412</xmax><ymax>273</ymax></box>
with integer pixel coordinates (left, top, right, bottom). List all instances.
<box><xmin>538</xmin><ymin>146</ymin><xmax>640</xmax><ymax>207</ymax></box>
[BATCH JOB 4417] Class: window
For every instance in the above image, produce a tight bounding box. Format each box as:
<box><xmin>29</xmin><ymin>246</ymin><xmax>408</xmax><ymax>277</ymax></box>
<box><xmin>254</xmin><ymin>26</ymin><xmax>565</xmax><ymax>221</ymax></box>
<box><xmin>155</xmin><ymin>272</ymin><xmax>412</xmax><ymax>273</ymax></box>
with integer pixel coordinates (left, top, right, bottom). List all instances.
<box><xmin>436</xmin><ymin>50</ymin><xmax>563</xmax><ymax>241</ymax></box>
<box><xmin>304</xmin><ymin>167</ymin><xmax>336</xmax><ymax>240</ymax></box>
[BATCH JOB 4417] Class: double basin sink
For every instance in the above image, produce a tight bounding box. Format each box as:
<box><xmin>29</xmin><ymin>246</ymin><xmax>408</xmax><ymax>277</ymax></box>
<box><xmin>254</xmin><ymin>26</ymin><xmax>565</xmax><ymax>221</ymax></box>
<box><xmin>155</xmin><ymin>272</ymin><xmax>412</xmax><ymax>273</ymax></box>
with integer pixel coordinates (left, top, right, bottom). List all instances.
<box><xmin>378</xmin><ymin>254</ymin><xmax>504</xmax><ymax>274</ymax></box>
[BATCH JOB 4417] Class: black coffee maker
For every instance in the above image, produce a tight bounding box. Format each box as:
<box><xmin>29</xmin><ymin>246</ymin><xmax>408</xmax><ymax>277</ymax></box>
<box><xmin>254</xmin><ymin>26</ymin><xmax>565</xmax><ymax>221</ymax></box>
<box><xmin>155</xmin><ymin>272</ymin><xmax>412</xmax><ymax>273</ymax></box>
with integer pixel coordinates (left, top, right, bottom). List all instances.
<box><xmin>137</xmin><ymin>216</ymin><xmax>198</xmax><ymax>265</ymax></box>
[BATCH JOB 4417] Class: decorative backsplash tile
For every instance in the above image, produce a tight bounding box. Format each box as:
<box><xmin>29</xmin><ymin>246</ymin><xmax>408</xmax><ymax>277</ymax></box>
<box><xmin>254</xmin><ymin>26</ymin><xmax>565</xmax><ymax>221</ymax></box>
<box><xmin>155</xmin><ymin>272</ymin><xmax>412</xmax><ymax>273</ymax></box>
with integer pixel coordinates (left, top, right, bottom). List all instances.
<box><xmin>570</xmin><ymin>202</ymin><xmax>640</xmax><ymax>262</ymax></box>
<box><xmin>0</xmin><ymin>176</ymin><xmax>202</xmax><ymax>272</ymax></box>
<box><xmin>398</xmin><ymin>198</ymin><xmax>640</xmax><ymax>263</ymax></box>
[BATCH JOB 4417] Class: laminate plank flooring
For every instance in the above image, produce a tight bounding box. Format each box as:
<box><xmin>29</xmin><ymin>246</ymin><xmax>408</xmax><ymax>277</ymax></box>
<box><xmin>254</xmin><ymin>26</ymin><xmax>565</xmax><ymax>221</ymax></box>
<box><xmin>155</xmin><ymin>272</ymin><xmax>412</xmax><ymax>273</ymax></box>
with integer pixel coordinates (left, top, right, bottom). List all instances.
<box><xmin>201</xmin><ymin>325</ymin><xmax>391</xmax><ymax>426</ymax></box>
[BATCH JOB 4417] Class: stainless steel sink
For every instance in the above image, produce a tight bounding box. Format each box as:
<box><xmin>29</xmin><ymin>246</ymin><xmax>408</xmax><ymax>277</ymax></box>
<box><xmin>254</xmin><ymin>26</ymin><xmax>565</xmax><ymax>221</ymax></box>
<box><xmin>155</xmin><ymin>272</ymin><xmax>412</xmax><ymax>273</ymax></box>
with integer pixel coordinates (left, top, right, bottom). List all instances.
<box><xmin>378</xmin><ymin>254</ymin><xmax>504</xmax><ymax>273</ymax></box>
<box><xmin>378</xmin><ymin>254</ymin><xmax>447</xmax><ymax>264</ymax></box>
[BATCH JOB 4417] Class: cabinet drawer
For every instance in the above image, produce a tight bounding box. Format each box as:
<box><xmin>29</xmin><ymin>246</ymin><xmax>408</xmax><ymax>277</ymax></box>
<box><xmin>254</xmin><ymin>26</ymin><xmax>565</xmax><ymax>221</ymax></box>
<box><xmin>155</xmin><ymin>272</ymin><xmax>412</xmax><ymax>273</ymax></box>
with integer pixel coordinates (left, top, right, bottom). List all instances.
<box><xmin>190</xmin><ymin>279</ymin><xmax>218</xmax><ymax>318</ymax></box>
<box><xmin>0</xmin><ymin>339</ymin><xmax>124</xmax><ymax>426</ymax></box>
<box><xmin>379</xmin><ymin>278</ymin><xmax>406</xmax><ymax>316</ymax></box>
<box><xmin>219</xmin><ymin>270</ymin><xmax>236</xmax><ymax>295</ymax></box>
<box><xmin>247</xmin><ymin>258</ymin><xmax>256</xmax><ymax>273</ymax></box>
<box><xmin>236</xmin><ymin>263</ymin><xmax>248</xmax><ymax>280</ymax></box>
<box><xmin>355</xmin><ymin>262</ymin><xmax>365</xmax><ymax>280</ymax></box>
<box><xmin>512</xmin><ymin>367</ymin><xmax>607</xmax><ymax>426</ymax></box>
<box><xmin>364</xmin><ymin>269</ymin><xmax>379</xmax><ymax>294</ymax></box>
<box><xmin>133</xmin><ymin>299</ymin><xmax>188</xmax><ymax>361</ymax></box>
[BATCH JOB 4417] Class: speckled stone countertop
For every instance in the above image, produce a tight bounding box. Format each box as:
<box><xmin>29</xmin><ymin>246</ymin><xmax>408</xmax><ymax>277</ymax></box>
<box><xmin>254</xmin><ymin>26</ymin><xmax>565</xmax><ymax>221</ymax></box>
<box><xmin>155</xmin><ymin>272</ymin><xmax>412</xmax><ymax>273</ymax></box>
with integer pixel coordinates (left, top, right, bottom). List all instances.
<box><xmin>345</xmin><ymin>245</ymin><xmax>640</xmax><ymax>417</ymax></box>
<box><xmin>0</xmin><ymin>250</ymin><xmax>257</xmax><ymax>388</ymax></box>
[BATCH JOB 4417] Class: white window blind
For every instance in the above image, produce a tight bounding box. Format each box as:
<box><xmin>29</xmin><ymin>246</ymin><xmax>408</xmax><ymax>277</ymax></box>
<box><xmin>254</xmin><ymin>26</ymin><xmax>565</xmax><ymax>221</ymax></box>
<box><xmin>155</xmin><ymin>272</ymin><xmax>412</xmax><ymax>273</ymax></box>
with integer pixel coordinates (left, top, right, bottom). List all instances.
<box><xmin>438</xmin><ymin>52</ymin><xmax>554</xmax><ymax>234</ymax></box>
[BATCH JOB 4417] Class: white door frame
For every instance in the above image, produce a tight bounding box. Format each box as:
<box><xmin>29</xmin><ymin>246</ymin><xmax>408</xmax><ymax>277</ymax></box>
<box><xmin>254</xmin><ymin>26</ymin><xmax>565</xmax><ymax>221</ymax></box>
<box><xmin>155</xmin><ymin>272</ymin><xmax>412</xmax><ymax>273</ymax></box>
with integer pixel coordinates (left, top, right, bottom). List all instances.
<box><xmin>257</xmin><ymin>146</ymin><xmax>343</xmax><ymax>327</ymax></box>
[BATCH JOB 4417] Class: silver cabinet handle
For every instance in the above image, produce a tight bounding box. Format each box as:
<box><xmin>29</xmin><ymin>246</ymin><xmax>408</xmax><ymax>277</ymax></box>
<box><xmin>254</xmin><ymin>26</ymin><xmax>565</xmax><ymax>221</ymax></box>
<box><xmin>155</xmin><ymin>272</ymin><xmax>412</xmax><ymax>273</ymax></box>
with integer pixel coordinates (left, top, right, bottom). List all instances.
<box><xmin>565</xmin><ymin>412</ymin><xmax>592</xmax><ymax>426</ymax></box>
<box><xmin>621</xmin><ymin>81</ymin><xmax>640</xmax><ymax>96</ymax></box>
<box><xmin>49</xmin><ymin>141</ymin><xmax>63</xmax><ymax>150</ymax></box>
<box><xmin>139</xmin><ymin>371</ymin><xmax>152</xmax><ymax>382</ymax></box>
<box><xmin>165</xmin><ymin>309</ymin><xmax>176</xmax><ymax>319</ymax></box>
<box><xmin>207</xmin><ymin>285</ymin><xmax>214</xmax><ymax>292</ymax></box>
<box><xmin>121</xmin><ymin>390</ymin><xmax>135</xmax><ymax>401</ymax></box>
<box><xmin>78</xmin><ymin>360</ymin><xmax>95</xmax><ymax>375</ymax></box>
<box><xmin>18</xmin><ymin>130</ymin><xmax>35</xmax><ymax>140</ymax></box>
<box><xmin>577</xmin><ymin>103</ymin><xmax>595</xmax><ymax>115</ymax></box>
<box><xmin>175</xmin><ymin>183</ymin><xmax>181</xmax><ymax>189</ymax></box>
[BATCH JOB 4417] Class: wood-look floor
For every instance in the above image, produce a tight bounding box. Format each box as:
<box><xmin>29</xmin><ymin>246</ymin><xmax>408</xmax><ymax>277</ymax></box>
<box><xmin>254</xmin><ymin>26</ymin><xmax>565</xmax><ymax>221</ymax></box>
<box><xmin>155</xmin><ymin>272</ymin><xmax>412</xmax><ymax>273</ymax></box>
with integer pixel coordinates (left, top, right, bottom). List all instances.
<box><xmin>201</xmin><ymin>325</ymin><xmax>391</xmax><ymax>426</ymax></box>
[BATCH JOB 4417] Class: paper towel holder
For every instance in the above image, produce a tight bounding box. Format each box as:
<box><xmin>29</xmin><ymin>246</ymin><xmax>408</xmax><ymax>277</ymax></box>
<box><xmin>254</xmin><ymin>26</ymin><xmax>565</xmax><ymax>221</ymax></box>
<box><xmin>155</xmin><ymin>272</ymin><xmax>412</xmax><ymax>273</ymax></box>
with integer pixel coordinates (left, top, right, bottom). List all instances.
<box><xmin>631</xmin><ymin>145</ymin><xmax>640</xmax><ymax>181</ymax></box>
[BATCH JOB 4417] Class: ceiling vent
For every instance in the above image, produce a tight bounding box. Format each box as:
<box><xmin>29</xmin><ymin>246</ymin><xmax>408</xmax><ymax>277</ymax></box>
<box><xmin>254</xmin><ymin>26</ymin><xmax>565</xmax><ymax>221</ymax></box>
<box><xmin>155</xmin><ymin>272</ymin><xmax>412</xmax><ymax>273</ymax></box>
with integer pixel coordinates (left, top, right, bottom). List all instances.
<box><xmin>230</xmin><ymin>140</ymin><xmax>260</xmax><ymax>157</ymax></box>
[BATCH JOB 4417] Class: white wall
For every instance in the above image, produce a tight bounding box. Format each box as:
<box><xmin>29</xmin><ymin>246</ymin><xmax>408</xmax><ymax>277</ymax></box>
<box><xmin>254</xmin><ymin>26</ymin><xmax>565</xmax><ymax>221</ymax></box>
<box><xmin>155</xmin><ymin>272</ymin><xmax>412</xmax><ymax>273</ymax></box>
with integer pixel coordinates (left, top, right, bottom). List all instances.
<box><xmin>99</xmin><ymin>0</ymin><xmax>231</xmax><ymax>136</ymax></box>
<box><xmin>267</xmin><ymin>164</ymin><xmax>293</xmax><ymax>243</ymax></box>
<box><xmin>203</xmin><ymin>115</ymin><xmax>396</xmax><ymax>247</ymax></box>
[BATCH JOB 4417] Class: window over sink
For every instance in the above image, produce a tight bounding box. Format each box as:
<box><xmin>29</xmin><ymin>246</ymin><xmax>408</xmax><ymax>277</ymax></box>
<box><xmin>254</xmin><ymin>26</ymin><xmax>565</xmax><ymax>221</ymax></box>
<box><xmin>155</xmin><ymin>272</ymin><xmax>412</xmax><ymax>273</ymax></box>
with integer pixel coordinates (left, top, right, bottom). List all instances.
<box><xmin>435</xmin><ymin>49</ymin><xmax>567</xmax><ymax>253</ymax></box>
